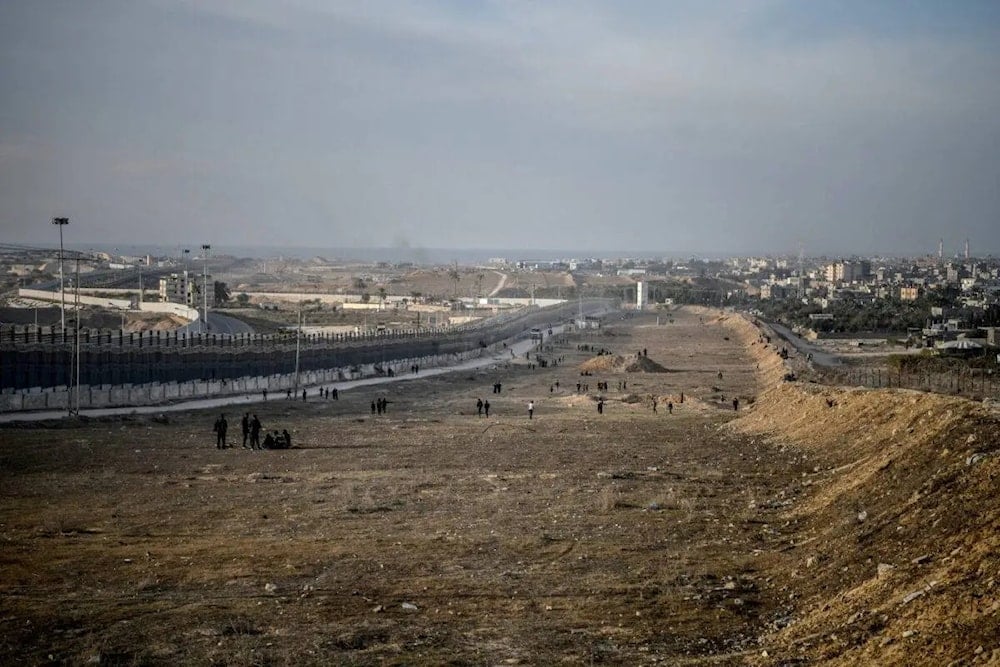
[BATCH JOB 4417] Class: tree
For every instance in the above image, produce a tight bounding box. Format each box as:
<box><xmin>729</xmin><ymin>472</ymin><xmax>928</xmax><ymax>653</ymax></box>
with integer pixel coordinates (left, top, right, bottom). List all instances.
<box><xmin>214</xmin><ymin>281</ymin><xmax>231</xmax><ymax>304</ymax></box>
<box><xmin>377</xmin><ymin>287</ymin><xmax>387</xmax><ymax>310</ymax></box>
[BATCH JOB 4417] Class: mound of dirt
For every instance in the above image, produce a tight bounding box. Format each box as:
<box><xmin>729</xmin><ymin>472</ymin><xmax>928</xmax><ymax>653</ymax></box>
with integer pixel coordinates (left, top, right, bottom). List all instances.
<box><xmin>579</xmin><ymin>355</ymin><xmax>623</xmax><ymax>373</ymax></box>
<box><xmin>731</xmin><ymin>381</ymin><xmax>1000</xmax><ymax>664</ymax></box>
<box><xmin>620</xmin><ymin>356</ymin><xmax>668</xmax><ymax>373</ymax></box>
<box><xmin>578</xmin><ymin>354</ymin><xmax>670</xmax><ymax>374</ymax></box>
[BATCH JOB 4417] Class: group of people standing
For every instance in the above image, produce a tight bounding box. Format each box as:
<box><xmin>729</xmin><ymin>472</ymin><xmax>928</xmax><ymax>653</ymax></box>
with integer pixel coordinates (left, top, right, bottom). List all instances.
<box><xmin>212</xmin><ymin>413</ymin><xmax>291</xmax><ymax>450</ymax></box>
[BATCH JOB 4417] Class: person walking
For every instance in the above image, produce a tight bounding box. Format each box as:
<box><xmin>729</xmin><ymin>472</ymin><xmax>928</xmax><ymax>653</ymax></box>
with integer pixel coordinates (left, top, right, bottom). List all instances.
<box><xmin>371</xmin><ymin>400</ymin><xmax>377</xmax><ymax>416</ymax></box>
<box><xmin>652</xmin><ymin>397</ymin><xmax>658</xmax><ymax>413</ymax></box>
<box><xmin>262</xmin><ymin>388</ymin><xmax>268</xmax><ymax>401</ymax></box>
<box><xmin>667</xmin><ymin>401</ymin><xmax>673</xmax><ymax>414</ymax></box>
<box><xmin>597</xmin><ymin>398</ymin><xmax>604</xmax><ymax>414</ymax></box>
<box><xmin>241</xmin><ymin>412</ymin><xmax>250</xmax><ymax>448</ymax></box>
<box><xmin>527</xmin><ymin>400</ymin><xmax>534</xmax><ymax>420</ymax></box>
<box><xmin>476</xmin><ymin>398</ymin><xmax>484</xmax><ymax>416</ymax></box>
<box><xmin>733</xmin><ymin>397</ymin><xmax>739</xmax><ymax>411</ymax></box>
<box><xmin>214</xmin><ymin>414</ymin><xmax>228</xmax><ymax>449</ymax></box>
<box><xmin>484</xmin><ymin>400</ymin><xmax>490</xmax><ymax>417</ymax></box>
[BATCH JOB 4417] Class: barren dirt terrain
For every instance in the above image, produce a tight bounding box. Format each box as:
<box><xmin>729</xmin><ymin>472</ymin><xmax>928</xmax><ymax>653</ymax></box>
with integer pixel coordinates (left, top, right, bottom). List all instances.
<box><xmin>2</xmin><ymin>308</ymin><xmax>998</xmax><ymax>665</ymax></box>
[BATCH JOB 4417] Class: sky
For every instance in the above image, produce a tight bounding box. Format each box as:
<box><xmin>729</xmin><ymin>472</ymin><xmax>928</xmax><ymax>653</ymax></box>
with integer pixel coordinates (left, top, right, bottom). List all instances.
<box><xmin>1</xmin><ymin>0</ymin><xmax>999</xmax><ymax>257</ymax></box>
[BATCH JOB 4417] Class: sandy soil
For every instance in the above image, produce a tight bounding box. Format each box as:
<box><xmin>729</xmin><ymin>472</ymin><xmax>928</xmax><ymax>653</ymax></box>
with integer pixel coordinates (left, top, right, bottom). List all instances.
<box><xmin>1</xmin><ymin>307</ymin><xmax>997</xmax><ymax>665</ymax></box>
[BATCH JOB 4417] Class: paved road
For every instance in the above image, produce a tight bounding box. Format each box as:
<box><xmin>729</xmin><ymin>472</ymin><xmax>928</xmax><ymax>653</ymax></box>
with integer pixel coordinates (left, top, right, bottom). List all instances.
<box><xmin>766</xmin><ymin>321</ymin><xmax>841</xmax><ymax>367</ymax></box>
<box><xmin>0</xmin><ymin>323</ymin><xmax>573</xmax><ymax>423</ymax></box>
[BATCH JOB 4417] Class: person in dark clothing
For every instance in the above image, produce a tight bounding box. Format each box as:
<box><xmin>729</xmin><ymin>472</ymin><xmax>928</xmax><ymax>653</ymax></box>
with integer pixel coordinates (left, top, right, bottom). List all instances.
<box><xmin>476</xmin><ymin>398</ymin><xmax>483</xmax><ymax>416</ymax></box>
<box><xmin>484</xmin><ymin>400</ymin><xmax>490</xmax><ymax>417</ymax></box>
<box><xmin>332</xmin><ymin>387</ymin><xmax>338</xmax><ymax>400</ymax></box>
<box><xmin>597</xmin><ymin>398</ymin><xmax>604</xmax><ymax>414</ymax></box>
<box><xmin>250</xmin><ymin>414</ymin><xmax>262</xmax><ymax>449</ymax></box>
<box><xmin>371</xmin><ymin>400</ymin><xmax>377</xmax><ymax>415</ymax></box>
<box><xmin>302</xmin><ymin>389</ymin><xmax>307</xmax><ymax>402</ymax></box>
<box><xmin>282</xmin><ymin>429</ymin><xmax>292</xmax><ymax>449</ymax></box>
<box><xmin>380</xmin><ymin>397</ymin><xmax>388</xmax><ymax>415</ymax></box>
<box><xmin>668</xmin><ymin>401</ymin><xmax>673</xmax><ymax>414</ymax></box>
<box><xmin>214</xmin><ymin>414</ymin><xmax>228</xmax><ymax>449</ymax></box>
<box><xmin>733</xmin><ymin>397</ymin><xmax>739</xmax><ymax>411</ymax></box>
<box><xmin>262</xmin><ymin>388</ymin><xmax>268</xmax><ymax>401</ymax></box>
<box><xmin>241</xmin><ymin>413</ymin><xmax>250</xmax><ymax>448</ymax></box>
<box><xmin>262</xmin><ymin>431</ymin><xmax>275</xmax><ymax>449</ymax></box>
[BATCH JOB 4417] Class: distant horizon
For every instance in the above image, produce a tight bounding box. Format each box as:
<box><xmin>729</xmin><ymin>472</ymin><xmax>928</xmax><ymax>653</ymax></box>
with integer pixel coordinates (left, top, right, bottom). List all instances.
<box><xmin>27</xmin><ymin>241</ymin><xmax>1000</xmax><ymax>264</ymax></box>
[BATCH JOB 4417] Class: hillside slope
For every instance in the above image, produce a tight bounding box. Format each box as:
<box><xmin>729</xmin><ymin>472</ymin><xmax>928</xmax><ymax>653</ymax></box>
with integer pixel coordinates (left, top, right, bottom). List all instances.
<box><xmin>731</xmin><ymin>378</ymin><xmax>1000</xmax><ymax>664</ymax></box>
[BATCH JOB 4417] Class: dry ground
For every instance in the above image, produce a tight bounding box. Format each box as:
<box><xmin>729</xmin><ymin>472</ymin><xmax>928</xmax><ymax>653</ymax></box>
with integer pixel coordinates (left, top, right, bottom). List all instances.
<box><xmin>2</xmin><ymin>308</ymin><xmax>997</xmax><ymax>665</ymax></box>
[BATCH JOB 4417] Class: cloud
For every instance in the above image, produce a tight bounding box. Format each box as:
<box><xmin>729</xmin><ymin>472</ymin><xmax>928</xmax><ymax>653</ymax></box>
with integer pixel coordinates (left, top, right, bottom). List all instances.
<box><xmin>1</xmin><ymin>1</ymin><xmax>998</xmax><ymax>253</ymax></box>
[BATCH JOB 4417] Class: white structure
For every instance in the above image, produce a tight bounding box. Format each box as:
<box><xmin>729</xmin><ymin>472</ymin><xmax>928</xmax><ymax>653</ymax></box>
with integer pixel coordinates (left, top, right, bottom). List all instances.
<box><xmin>636</xmin><ymin>281</ymin><xmax>648</xmax><ymax>309</ymax></box>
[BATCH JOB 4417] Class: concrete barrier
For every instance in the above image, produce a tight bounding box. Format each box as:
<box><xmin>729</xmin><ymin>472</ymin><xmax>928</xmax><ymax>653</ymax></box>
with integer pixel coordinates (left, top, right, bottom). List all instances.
<box><xmin>91</xmin><ymin>388</ymin><xmax>111</xmax><ymax>407</ymax></box>
<box><xmin>23</xmin><ymin>393</ymin><xmax>47</xmax><ymax>410</ymax></box>
<box><xmin>1</xmin><ymin>341</ymin><xmax>502</xmax><ymax>413</ymax></box>
<box><xmin>0</xmin><ymin>394</ymin><xmax>23</xmax><ymax>411</ymax></box>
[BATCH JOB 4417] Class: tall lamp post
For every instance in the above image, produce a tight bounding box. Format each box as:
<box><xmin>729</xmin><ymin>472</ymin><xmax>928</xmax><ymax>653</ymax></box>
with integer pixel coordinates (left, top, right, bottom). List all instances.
<box><xmin>201</xmin><ymin>244</ymin><xmax>211</xmax><ymax>332</ymax></box>
<box><xmin>294</xmin><ymin>308</ymin><xmax>302</xmax><ymax>392</ymax></box>
<box><xmin>52</xmin><ymin>217</ymin><xmax>69</xmax><ymax>330</ymax></box>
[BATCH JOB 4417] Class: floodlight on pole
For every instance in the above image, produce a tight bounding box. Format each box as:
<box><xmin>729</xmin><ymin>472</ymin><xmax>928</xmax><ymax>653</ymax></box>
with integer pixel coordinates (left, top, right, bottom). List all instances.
<box><xmin>201</xmin><ymin>244</ymin><xmax>211</xmax><ymax>332</ymax></box>
<box><xmin>52</xmin><ymin>217</ymin><xmax>69</xmax><ymax>330</ymax></box>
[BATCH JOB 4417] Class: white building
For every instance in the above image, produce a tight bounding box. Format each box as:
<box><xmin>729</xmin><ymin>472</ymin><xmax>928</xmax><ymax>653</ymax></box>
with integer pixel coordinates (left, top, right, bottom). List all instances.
<box><xmin>636</xmin><ymin>281</ymin><xmax>648</xmax><ymax>309</ymax></box>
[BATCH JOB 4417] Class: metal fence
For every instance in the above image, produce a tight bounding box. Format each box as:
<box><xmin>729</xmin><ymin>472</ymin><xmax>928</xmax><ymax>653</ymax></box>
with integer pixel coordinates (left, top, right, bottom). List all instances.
<box><xmin>0</xmin><ymin>299</ymin><xmax>614</xmax><ymax>390</ymax></box>
<box><xmin>824</xmin><ymin>366</ymin><xmax>1000</xmax><ymax>399</ymax></box>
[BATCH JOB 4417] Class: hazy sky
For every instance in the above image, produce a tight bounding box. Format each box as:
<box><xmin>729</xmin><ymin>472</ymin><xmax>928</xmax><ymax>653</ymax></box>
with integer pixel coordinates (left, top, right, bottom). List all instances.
<box><xmin>1</xmin><ymin>1</ymin><xmax>999</xmax><ymax>256</ymax></box>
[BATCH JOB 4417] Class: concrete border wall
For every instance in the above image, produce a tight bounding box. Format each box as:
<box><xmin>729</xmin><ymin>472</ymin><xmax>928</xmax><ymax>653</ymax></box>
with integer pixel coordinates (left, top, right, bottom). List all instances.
<box><xmin>0</xmin><ymin>344</ymin><xmax>490</xmax><ymax>413</ymax></box>
<box><xmin>19</xmin><ymin>288</ymin><xmax>131</xmax><ymax>310</ymax></box>
<box><xmin>18</xmin><ymin>288</ymin><xmax>200</xmax><ymax>323</ymax></box>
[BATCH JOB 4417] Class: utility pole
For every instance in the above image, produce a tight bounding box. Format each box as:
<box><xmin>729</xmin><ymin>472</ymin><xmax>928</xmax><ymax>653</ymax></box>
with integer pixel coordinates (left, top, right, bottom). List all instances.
<box><xmin>52</xmin><ymin>217</ymin><xmax>69</xmax><ymax>330</ymax></box>
<box><xmin>73</xmin><ymin>256</ymin><xmax>81</xmax><ymax>415</ymax></box>
<box><xmin>201</xmin><ymin>244</ymin><xmax>211</xmax><ymax>332</ymax></box>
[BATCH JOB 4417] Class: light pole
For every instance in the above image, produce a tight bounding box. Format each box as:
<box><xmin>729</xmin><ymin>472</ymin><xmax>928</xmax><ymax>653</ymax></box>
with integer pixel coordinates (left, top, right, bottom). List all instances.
<box><xmin>201</xmin><ymin>244</ymin><xmax>211</xmax><ymax>332</ymax></box>
<box><xmin>52</xmin><ymin>217</ymin><xmax>69</xmax><ymax>330</ymax></box>
<box><xmin>294</xmin><ymin>308</ymin><xmax>302</xmax><ymax>391</ymax></box>
<box><xmin>73</xmin><ymin>256</ymin><xmax>81</xmax><ymax>415</ymax></box>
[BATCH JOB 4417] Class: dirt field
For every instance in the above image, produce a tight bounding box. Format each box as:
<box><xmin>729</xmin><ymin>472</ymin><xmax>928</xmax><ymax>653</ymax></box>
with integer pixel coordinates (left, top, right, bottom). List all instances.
<box><xmin>2</xmin><ymin>308</ymin><xmax>997</xmax><ymax>665</ymax></box>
